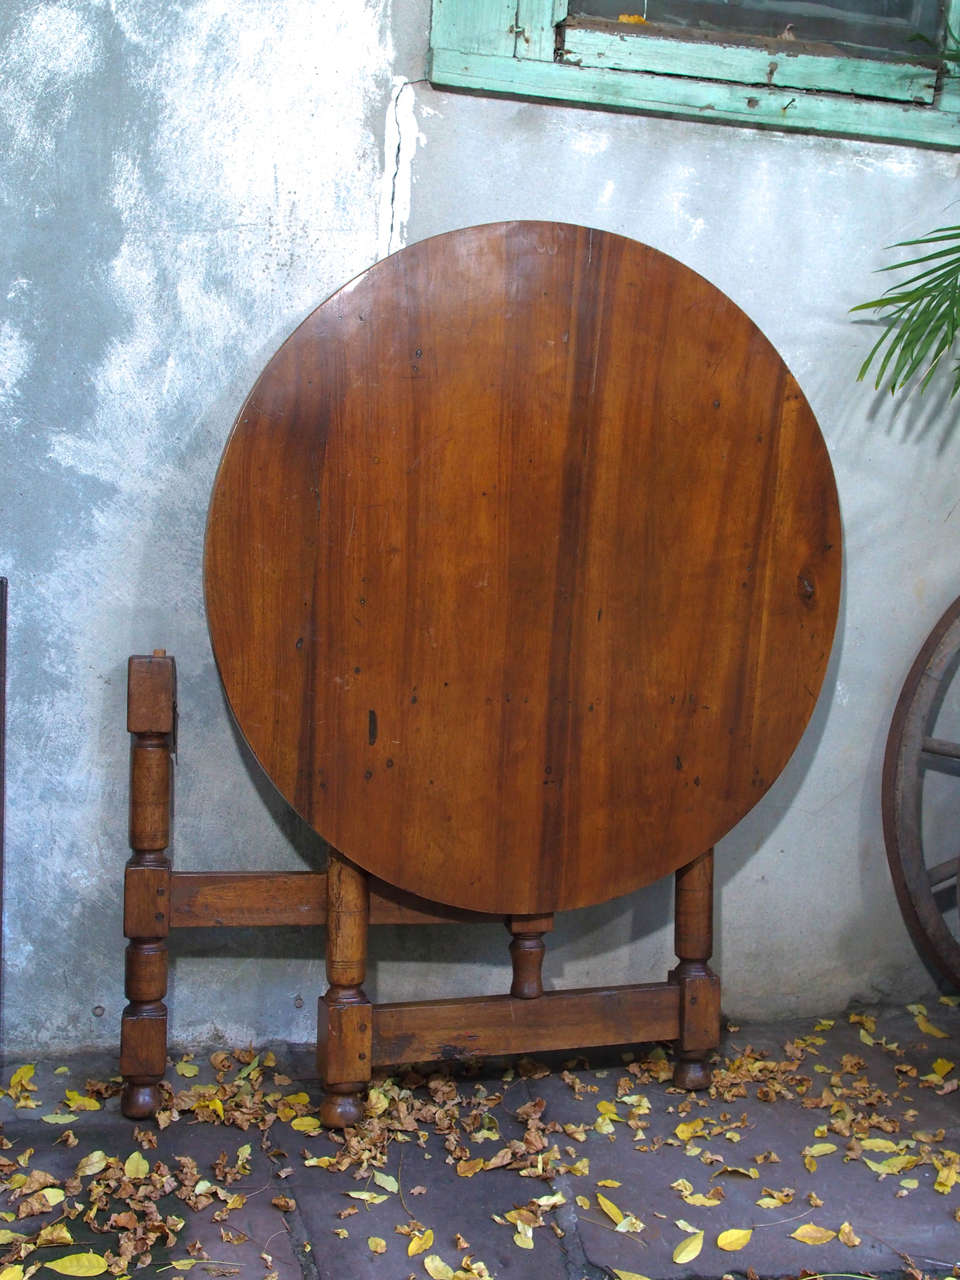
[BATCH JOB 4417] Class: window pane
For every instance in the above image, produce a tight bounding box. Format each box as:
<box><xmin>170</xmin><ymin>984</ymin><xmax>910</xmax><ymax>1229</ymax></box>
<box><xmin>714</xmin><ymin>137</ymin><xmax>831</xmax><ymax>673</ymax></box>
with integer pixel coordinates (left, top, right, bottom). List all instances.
<box><xmin>572</xmin><ymin>0</ymin><xmax>944</xmax><ymax>57</ymax></box>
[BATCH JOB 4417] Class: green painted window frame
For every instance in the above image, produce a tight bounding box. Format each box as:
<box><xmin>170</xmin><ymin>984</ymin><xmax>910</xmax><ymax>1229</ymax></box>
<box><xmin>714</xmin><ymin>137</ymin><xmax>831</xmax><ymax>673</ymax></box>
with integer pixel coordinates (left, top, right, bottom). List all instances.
<box><xmin>429</xmin><ymin>0</ymin><xmax>960</xmax><ymax>147</ymax></box>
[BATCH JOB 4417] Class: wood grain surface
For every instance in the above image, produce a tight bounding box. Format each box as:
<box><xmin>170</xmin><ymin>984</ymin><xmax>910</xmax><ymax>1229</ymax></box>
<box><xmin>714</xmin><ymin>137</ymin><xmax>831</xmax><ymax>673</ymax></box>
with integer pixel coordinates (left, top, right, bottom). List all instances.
<box><xmin>205</xmin><ymin>221</ymin><xmax>841</xmax><ymax>915</ymax></box>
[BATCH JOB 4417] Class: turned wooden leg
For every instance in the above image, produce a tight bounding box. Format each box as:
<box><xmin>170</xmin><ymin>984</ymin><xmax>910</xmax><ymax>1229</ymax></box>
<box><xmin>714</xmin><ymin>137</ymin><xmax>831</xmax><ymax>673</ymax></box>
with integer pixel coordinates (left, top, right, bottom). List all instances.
<box><xmin>671</xmin><ymin>848</ymin><xmax>721</xmax><ymax>1090</ymax></box>
<box><xmin>121</xmin><ymin>653</ymin><xmax>175</xmax><ymax>1119</ymax></box>
<box><xmin>318</xmin><ymin>852</ymin><xmax>372</xmax><ymax>1128</ymax></box>
<box><xmin>507</xmin><ymin>915</ymin><xmax>554</xmax><ymax>999</ymax></box>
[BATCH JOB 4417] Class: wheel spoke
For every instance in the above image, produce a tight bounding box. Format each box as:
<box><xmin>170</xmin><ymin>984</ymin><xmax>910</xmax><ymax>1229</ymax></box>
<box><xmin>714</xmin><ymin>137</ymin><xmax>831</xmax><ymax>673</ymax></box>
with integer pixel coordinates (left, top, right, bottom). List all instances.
<box><xmin>927</xmin><ymin>856</ymin><xmax>960</xmax><ymax>890</ymax></box>
<box><xmin>921</xmin><ymin>736</ymin><xmax>960</xmax><ymax>771</ymax></box>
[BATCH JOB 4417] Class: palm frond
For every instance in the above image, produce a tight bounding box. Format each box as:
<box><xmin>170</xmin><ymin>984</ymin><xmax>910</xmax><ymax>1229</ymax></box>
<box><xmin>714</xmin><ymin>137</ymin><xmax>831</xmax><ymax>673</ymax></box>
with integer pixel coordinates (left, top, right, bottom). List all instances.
<box><xmin>854</xmin><ymin>223</ymin><xmax>960</xmax><ymax>397</ymax></box>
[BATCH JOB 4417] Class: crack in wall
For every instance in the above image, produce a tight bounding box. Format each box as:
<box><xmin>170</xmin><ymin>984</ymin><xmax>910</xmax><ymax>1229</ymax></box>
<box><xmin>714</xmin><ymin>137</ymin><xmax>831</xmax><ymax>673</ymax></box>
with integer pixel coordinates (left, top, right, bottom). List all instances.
<box><xmin>381</xmin><ymin>78</ymin><xmax>427</xmax><ymax>259</ymax></box>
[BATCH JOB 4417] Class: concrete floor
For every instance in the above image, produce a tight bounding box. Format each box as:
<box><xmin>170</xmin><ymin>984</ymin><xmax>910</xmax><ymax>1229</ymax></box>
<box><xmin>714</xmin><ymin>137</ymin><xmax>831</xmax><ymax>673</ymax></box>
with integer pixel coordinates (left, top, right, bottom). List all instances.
<box><xmin>1</xmin><ymin>1003</ymin><xmax>958</xmax><ymax>1280</ymax></box>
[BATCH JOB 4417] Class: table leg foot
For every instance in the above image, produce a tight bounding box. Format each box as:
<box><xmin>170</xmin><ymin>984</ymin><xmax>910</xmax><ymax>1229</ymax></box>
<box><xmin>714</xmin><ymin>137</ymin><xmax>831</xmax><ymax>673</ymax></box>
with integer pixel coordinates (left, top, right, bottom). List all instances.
<box><xmin>121</xmin><ymin>1080</ymin><xmax>162</xmax><ymax>1118</ymax></box>
<box><xmin>319</xmin><ymin>1084</ymin><xmax>364</xmax><ymax>1129</ymax></box>
<box><xmin>673</xmin><ymin>1053</ymin><xmax>712</xmax><ymax>1091</ymax></box>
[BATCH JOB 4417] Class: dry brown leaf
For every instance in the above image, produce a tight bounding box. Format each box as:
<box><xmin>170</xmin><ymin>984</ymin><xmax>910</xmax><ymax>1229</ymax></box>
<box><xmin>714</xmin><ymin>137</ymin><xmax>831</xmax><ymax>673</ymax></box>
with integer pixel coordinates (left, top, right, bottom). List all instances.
<box><xmin>838</xmin><ymin>1221</ymin><xmax>861</xmax><ymax>1247</ymax></box>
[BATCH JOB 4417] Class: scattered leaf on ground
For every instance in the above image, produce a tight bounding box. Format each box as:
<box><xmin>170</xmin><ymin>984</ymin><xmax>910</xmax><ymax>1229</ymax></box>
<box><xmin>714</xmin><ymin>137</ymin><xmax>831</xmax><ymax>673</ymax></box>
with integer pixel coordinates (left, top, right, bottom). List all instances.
<box><xmin>716</xmin><ymin>1227</ymin><xmax>752</xmax><ymax>1251</ymax></box>
<box><xmin>838</xmin><ymin>1221</ymin><xmax>861</xmax><ymax>1246</ymax></box>
<box><xmin>790</xmin><ymin>1223</ymin><xmax>837</xmax><ymax>1245</ymax></box>
<box><xmin>408</xmin><ymin>1230</ymin><xmax>434</xmax><ymax>1256</ymax></box>
<box><xmin>597</xmin><ymin>1194</ymin><xmax>624</xmax><ymax>1225</ymax></box>
<box><xmin>43</xmin><ymin>1254</ymin><xmax>109</xmax><ymax>1276</ymax></box>
<box><xmin>423</xmin><ymin>1258</ymin><xmax>454</xmax><ymax>1280</ymax></box>
<box><xmin>123</xmin><ymin>1151</ymin><xmax>149</xmax><ymax>1179</ymax></box>
<box><xmin>672</xmin><ymin>1230</ymin><xmax>703</xmax><ymax>1264</ymax></box>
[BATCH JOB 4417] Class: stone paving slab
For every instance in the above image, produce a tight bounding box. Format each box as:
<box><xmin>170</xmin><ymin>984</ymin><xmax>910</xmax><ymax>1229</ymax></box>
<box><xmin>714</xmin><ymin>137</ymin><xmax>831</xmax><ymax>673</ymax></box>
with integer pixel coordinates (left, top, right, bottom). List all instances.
<box><xmin>0</xmin><ymin>1002</ymin><xmax>957</xmax><ymax>1280</ymax></box>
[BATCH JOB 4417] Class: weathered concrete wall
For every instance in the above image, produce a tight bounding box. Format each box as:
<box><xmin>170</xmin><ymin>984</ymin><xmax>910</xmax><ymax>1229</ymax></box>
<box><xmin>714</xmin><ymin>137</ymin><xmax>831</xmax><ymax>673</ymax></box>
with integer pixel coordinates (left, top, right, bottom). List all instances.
<box><xmin>1</xmin><ymin>0</ymin><xmax>958</xmax><ymax>1054</ymax></box>
<box><xmin>1</xmin><ymin>0</ymin><xmax>406</xmax><ymax>1051</ymax></box>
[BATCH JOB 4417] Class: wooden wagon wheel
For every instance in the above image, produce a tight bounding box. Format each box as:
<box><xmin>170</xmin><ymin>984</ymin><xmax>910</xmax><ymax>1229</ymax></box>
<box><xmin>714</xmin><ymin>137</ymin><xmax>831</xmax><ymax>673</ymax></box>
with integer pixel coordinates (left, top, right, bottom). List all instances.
<box><xmin>883</xmin><ymin>594</ymin><xmax>960</xmax><ymax>990</ymax></box>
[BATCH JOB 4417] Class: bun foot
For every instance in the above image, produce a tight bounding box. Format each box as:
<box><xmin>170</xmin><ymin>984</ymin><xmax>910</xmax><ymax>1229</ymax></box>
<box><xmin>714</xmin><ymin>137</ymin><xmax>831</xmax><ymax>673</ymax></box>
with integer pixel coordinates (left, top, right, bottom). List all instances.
<box><xmin>318</xmin><ymin>1086</ymin><xmax>364</xmax><ymax>1129</ymax></box>
<box><xmin>121</xmin><ymin>1080</ymin><xmax>161</xmax><ymax>1119</ymax></box>
<box><xmin>673</xmin><ymin>1055</ymin><xmax>712</xmax><ymax>1090</ymax></box>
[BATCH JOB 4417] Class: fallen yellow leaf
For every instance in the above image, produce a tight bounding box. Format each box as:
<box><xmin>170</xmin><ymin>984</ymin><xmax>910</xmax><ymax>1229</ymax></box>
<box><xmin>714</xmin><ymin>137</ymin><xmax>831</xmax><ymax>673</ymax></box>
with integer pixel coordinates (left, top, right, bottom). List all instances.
<box><xmin>614</xmin><ymin>1214</ymin><xmax>645</xmax><ymax>1235</ymax></box>
<box><xmin>710</xmin><ymin>1165</ymin><xmax>758</xmax><ymax>1180</ymax></box>
<box><xmin>408</xmin><ymin>1229</ymin><xmax>434</xmax><ymax>1256</ymax></box>
<box><xmin>36</xmin><ymin>1223</ymin><xmax>74</xmax><ymax>1247</ymax></box>
<box><xmin>44</xmin><ymin>1253</ymin><xmax>109</xmax><ymax>1276</ymax></box>
<box><xmin>512</xmin><ymin>1229</ymin><xmax>534</xmax><ymax>1250</ymax></box>
<box><xmin>717</xmin><ymin>1227</ymin><xmax>752</xmax><ymax>1251</ymax></box>
<box><xmin>423</xmin><ymin>1258</ymin><xmax>454</xmax><ymax>1280</ymax></box>
<box><xmin>74</xmin><ymin>1152</ymin><xmax>107</xmax><ymax>1178</ymax></box>
<box><xmin>838</xmin><ymin>1221</ymin><xmax>861</xmax><ymax>1247</ymax></box>
<box><xmin>612</xmin><ymin>1273</ymin><xmax>652</xmax><ymax>1280</ymax></box>
<box><xmin>597</xmin><ymin>1179</ymin><xmax>621</xmax><ymax>1187</ymax></box>
<box><xmin>366</xmin><ymin>1088</ymin><xmax>389</xmax><ymax>1117</ymax></box>
<box><xmin>932</xmin><ymin>1057</ymin><xmax>955</xmax><ymax>1077</ymax></box>
<box><xmin>372</xmin><ymin>1171</ymin><xmax>398</xmax><ymax>1193</ymax></box>
<box><xmin>915</xmin><ymin>1013</ymin><xmax>948</xmax><ymax>1038</ymax></box>
<box><xmin>456</xmin><ymin>1158</ymin><xmax>484</xmax><ymax>1178</ymax></box>
<box><xmin>174</xmin><ymin>1059</ymin><xmax>199</xmax><ymax>1078</ymax></box>
<box><xmin>8</xmin><ymin>1066</ymin><xmax>35</xmax><ymax>1094</ymax></box>
<box><xmin>64</xmin><ymin>1092</ymin><xmax>100</xmax><ymax>1112</ymax></box>
<box><xmin>291</xmin><ymin>1116</ymin><xmax>322</xmax><ymax>1133</ymax></box>
<box><xmin>367</xmin><ymin>1236</ymin><xmax>387</xmax><ymax>1254</ymax></box>
<box><xmin>674</xmin><ymin>1119</ymin><xmax>704</xmax><ymax>1142</ymax></box>
<box><xmin>597</xmin><ymin>1193</ymin><xmax>624</xmax><ymax>1225</ymax></box>
<box><xmin>123</xmin><ymin>1151</ymin><xmax>149</xmax><ymax>1180</ymax></box>
<box><xmin>790</xmin><ymin>1223</ymin><xmax>837</xmax><ymax>1245</ymax></box>
<box><xmin>672</xmin><ymin>1230</ymin><xmax>703</xmax><ymax>1264</ymax></box>
<box><xmin>864</xmin><ymin>1154</ymin><xmax>918</xmax><ymax>1175</ymax></box>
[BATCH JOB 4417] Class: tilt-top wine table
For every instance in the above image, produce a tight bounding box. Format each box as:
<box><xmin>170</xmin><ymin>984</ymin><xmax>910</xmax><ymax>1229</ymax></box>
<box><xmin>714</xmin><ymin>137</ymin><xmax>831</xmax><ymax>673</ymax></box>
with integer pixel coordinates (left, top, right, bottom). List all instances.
<box><xmin>120</xmin><ymin>222</ymin><xmax>841</xmax><ymax>1125</ymax></box>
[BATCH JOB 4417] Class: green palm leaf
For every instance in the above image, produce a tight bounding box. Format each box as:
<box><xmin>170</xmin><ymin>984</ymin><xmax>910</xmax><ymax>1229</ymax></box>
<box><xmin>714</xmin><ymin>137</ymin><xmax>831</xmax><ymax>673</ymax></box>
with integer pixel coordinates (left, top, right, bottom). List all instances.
<box><xmin>854</xmin><ymin>223</ymin><xmax>960</xmax><ymax>397</ymax></box>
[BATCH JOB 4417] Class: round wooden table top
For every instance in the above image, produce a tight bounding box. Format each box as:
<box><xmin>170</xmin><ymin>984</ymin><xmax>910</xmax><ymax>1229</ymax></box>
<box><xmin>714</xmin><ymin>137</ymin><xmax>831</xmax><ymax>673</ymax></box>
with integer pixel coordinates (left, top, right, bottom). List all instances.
<box><xmin>205</xmin><ymin>221</ymin><xmax>841</xmax><ymax>915</ymax></box>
